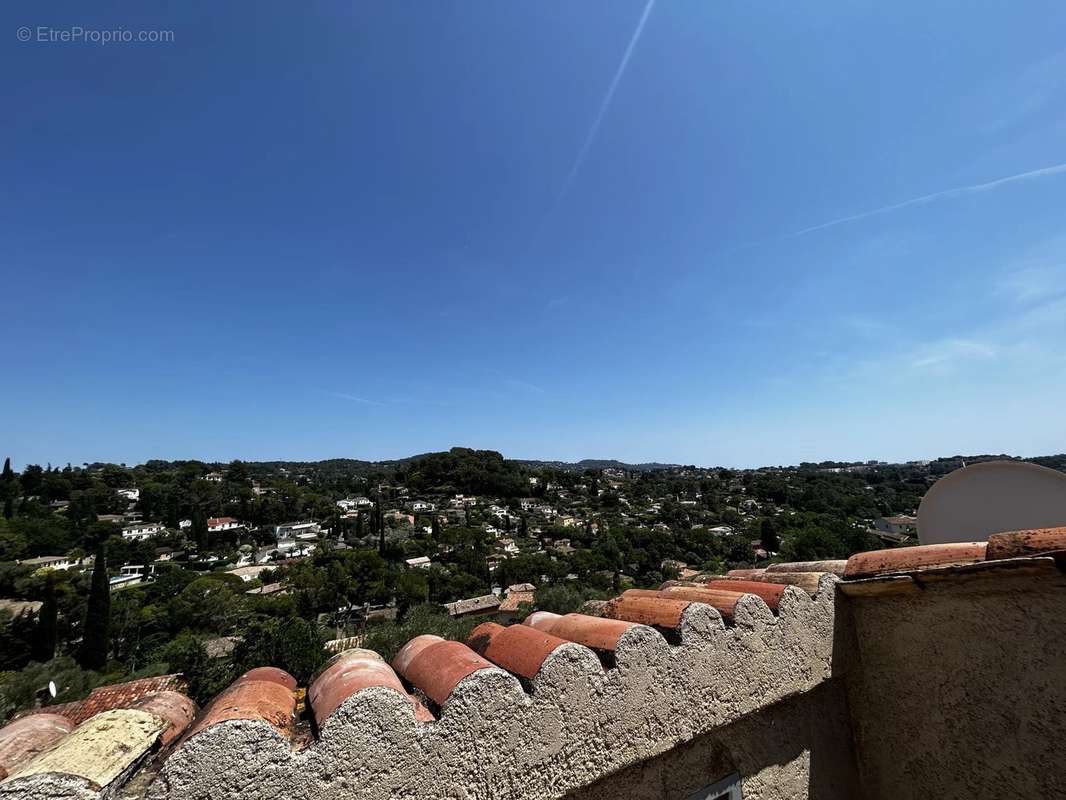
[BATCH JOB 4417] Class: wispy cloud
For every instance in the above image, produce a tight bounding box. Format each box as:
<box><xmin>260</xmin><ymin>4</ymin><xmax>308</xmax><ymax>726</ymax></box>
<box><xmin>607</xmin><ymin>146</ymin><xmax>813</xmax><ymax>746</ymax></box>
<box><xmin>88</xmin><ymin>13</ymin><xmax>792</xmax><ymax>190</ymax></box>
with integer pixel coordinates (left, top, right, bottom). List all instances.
<box><xmin>910</xmin><ymin>338</ymin><xmax>998</xmax><ymax>369</ymax></box>
<box><xmin>840</xmin><ymin>314</ymin><xmax>891</xmax><ymax>336</ymax></box>
<box><xmin>492</xmin><ymin>370</ymin><xmax>548</xmax><ymax>396</ymax></box>
<box><xmin>974</xmin><ymin>50</ymin><xmax>1066</xmax><ymax>136</ymax></box>
<box><xmin>789</xmin><ymin>162</ymin><xmax>1066</xmax><ymax>239</ymax></box>
<box><xmin>503</xmin><ymin>377</ymin><xmax>547</xmax><ymax>395</ymax></box>
<box><xmin>324</xmin><ymin>391</ymin><xmax>387</xmax><ymax>407</ymax></box>
<box><xmin>997</xmin><ymin>264</ymin><xmax>1066</xmax><ymax>305</ymax></box>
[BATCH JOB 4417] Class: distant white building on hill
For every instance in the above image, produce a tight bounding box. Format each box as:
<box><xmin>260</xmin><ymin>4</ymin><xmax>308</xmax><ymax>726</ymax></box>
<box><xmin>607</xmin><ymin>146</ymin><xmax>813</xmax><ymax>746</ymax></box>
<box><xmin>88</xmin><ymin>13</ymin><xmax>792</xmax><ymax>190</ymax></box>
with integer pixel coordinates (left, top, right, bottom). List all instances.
<box><xmin>122</xmin><ymin>522</ymin><xmax>165</xmax><ymax>541</ymax></box>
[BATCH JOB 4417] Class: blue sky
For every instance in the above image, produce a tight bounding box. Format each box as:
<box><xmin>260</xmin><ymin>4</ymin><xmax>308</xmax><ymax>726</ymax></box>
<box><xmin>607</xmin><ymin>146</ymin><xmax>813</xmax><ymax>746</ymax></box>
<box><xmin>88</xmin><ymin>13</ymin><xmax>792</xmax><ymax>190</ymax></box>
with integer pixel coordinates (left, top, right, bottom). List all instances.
<box><xmin>3</xmin><ymin>1</ymin><xmax>1066</xmax><ymax>468</ymax></box>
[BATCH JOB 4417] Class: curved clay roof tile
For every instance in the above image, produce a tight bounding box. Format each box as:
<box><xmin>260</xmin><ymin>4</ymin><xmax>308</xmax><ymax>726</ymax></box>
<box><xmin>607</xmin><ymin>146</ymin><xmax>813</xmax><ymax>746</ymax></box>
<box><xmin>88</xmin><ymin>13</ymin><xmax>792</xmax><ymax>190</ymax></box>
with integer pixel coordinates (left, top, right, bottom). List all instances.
<box><xmin>765</xmin><ymin>560</ymin><xmax>847</xmax><ymax>576</ymax></box>
<box><xmin>524</xmin><ymin>612</ymin><xmax>637</xmax><ymax>652</ymax></box>
<box><xmin>234</xmin><ymin>667</ymin><xmax>298</xmax><ymax>692</ymax></box>
<box><xmin>466</xmin><ymin>622</ymin><xmax>569</xmax><ymax>680</ymax></box>
<box><xmin>392</xmin><ymin>638</ymin><xmax>494</xmax><ymax>708</ymax></box>
<box><xmin>604</xmin><ymin>594</ymin><xmax>691</xmax><ymax>629</ymax></box>
<box><xmin>844</xmin><ymin>542</ymin><xmax>987</xmax><ymax>579</ymax></box>
<box><xmin>726</xmin><ymin>568</ymin><xmax>765</xmax><ymax>578</ymax></box>
<box><xmin>183</xmin><ymin>673</ymin><xmax>297</xmax><ymax>743</ymax></box>
<box><xmin>130</xmin><ymin>691</ymin><xmax>197</xmax><ymax>746</ymax></box>
<box><xmin>308</xmin><ymin>649</ymin><xmax>433</xmax><ymax>726</ymax></box>
<box><xmin>985</xmin><ymin>526</ymin><xmax>1066</xmax><ymax>560</ymax></box>
<box><xmin>651</xmin><ymin>586</ymin><xmax>752</xmax><ymax>620</ymax></box>
<box><xmin>0</xmin><ymin>713</ymin><xmax>73</xmax><ymax>781</ymax></box>
<box><xmin>699</xmin><ymin>579</ymin><xmax>786</xmax><ymax>608</ymax></box>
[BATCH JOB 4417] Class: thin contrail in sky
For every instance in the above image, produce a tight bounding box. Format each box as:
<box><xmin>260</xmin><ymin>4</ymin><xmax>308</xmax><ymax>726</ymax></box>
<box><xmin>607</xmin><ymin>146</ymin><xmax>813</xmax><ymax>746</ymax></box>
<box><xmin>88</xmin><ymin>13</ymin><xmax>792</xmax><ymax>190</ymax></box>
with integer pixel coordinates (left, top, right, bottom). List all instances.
<box><xmin>552</xmin><ymin>0</ymin><xmax>656</xmax><ymax>209</ymax></box>
<box><xmin>788</xmin><ymin>161</ymin><xmax>1066</xmax><ymax>238</ymax></box>
<box><xmin>525</xmin><ymin>0</ymin><xmax>655</xmax><ymax>262</ymax></box>
<box><xmin>325</xmin><ymin>391</ymin><xmax>387</xmax><ymax>407</ymax></box>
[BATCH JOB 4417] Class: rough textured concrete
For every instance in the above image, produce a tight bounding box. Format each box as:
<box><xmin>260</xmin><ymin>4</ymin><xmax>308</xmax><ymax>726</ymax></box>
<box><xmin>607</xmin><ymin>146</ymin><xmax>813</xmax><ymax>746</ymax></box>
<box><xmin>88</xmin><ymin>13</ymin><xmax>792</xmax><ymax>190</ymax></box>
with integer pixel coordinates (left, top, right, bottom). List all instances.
<box><xmin>0</xmin><ymin>710</ymin><xmax>166</xmax><ymax>800</ymax></box>
<box><xmin>844</xmin><ymin>565</ymin><xmax>1066</xmax><ymax>800</ymax></box>
<box><xmin>566</xmin><ymin>680</ymin><xmax>860</xmax><ymax>800</ymax></box>
<box><xmin>149</xmin><ymin>577</ymin><xmax>838</xmax><ymax>800</ymax></box>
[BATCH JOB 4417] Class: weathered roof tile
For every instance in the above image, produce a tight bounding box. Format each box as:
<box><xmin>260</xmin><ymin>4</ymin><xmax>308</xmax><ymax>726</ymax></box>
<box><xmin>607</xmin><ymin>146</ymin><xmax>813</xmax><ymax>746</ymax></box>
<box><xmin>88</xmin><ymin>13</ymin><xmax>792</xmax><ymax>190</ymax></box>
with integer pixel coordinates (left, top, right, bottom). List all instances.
<box><xmin>698</xmin><ymin>579</ymin><xmax>787</xmax><ymax>608</ymax></box>
<box><xmin>719</xmin><ymin>571</ymin><xmax>827</xmax><ymax>594</ymax></box>
<box><xmin>182</xmin><ymin>669</ymin><xmax>297</xmax><ymax>743</ymax></box>
<box><xmin>765</xmin><ymin>559</ymin><xmax>847</xmax><ymax>576</ymax></box>
<box><xmin>603</xmin><ymin>593</ymin><xmax>691</xmax><ymax>629</ymax></box>
<box><xmin>392</xmin><ymin>636</ymin><xmax>495</xmax><ymax>708</ymax></box>
<box><xmin>308</xmin><ymin>649</ymin><xmax>433</xmax><ymax>726</ymax></box>
<box><xmin>523</xmin><ymin>611</ymin><xmax>637</xmax><ymax>651</ymax></box>
<box><xmin>0</xmin><ymin>714</ymin><xmax>72</xmax><ymax>781</ymax></box>
<box><xmin>985</xmin><ymin>526</ymin><xmax>1066</xmax><ymax>560</ymax></box>
<box><xmin>235</xmin><ymin>666</ymin><xmax>298</xmax><ymax>692</ymax></box>
<box><xmin>639</xmin><ymin>586</ymin><xmax>749</xmax><ymax>621</ymax></box>
<box><xmin>466</xmin><ymin>622</ymin><xmax>569</xmax><ymax>680</ymax></box>
<box><xmin>844</xmin><ymin>542</ymin><xmax>987</xmax><ymax>579</ymax></box>
<box><xmin>130</xmin><ymin>691</ymin><xmax>197</xmax><ymax>747</ymax></box>
<box><xmin>1</xmin><ymin>709</ymin><xmax>166</xmax><ymax>794</ymax></box>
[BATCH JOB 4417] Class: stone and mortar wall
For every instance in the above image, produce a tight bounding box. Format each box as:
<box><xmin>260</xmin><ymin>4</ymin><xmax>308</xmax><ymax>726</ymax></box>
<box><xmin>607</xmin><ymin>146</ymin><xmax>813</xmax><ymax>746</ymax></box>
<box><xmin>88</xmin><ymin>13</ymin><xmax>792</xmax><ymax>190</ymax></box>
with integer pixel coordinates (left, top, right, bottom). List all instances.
<box><xmin>150</xmin><ymin>577</ymin><xmax>839</xmax><ymax>800</ymax></box>
<box><xmin>844</xmin><ymin>567</ymin><xmax>1066</xmax><ymax>800</ymax></box>
<box><xmin>567</xmin><ymin>679</ymin><xmax>860</xmax><ymax>800</ymax></box>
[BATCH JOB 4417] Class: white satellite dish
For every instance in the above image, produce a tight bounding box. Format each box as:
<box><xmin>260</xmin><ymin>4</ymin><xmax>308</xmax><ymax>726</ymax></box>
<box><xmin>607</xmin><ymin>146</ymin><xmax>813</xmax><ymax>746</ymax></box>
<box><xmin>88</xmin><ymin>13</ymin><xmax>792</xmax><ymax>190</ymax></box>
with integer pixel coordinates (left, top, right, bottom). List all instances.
<box><xmin>918</xmin><ymin>460</ymin><xmax>1066</xmax><ymax>545</ymax></box>
<box><xmin>47</xmin><ymin>680</ymin><xmax>57</xmax><ymax>698</ymax></box>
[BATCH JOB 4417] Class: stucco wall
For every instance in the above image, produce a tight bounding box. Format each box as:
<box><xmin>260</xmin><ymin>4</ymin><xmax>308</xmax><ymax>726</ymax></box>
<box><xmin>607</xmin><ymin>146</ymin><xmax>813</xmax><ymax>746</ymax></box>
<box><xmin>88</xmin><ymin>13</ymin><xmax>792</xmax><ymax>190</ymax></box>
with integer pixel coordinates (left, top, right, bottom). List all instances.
<box><xmin>844</xmin><ymin>566</ymin><xmax>1066</xmax><ymax>800</ymax></box>
<box><xmin>566</xmin><ymin>679</ymin><xmax>860</xmax><ymax>800</ymax></box>
<box><xmin>149</xmin><ymin>581</ymin><xmax>840</xmax><ymax>800</ymax></box>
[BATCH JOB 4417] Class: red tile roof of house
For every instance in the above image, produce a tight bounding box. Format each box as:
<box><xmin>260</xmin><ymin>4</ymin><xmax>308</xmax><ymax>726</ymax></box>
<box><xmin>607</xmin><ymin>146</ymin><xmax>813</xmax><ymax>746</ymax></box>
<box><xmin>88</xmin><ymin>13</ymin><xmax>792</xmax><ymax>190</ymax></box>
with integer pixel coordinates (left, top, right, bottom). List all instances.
<box><xmin>32</xmin><ymin>674</ymin><xmax>187</xmax><ymax>726</ymax></box>
<box><xmin>497</xmin><ymin>589</ymin><xmax>534</xmax><ymax>612</ymax></box>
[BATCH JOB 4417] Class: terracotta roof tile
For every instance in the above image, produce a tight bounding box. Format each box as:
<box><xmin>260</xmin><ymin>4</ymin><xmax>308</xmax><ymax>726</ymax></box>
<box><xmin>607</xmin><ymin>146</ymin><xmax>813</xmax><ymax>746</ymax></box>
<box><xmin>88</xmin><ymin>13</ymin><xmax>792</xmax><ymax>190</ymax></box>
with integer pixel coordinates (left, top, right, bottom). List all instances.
<box><xmin>603</xmin><ymin>593</ymin><xmax>691</xmax><ymax>629</ymax></box>
<box><xmin>308</xmin><ymin>649</ymin><xmax>433</xmax><ymax>727</ymax></box>
<box><xmin>182</xmin><ymin>670</ymin><xmax>297</xmax><ymax>743</ymax></box>
<box><xmin>630</xmin><ymin>586</ymin><xmax>741</xmax><ymax>620</ymax></box>
<box><xmin>466</xmin><ymin>622</ymin><xmax>569</xmax><ymax>680</ymax></box>
<box><xmin>497</xmin><ymin>591</ymin><xmax>535</xmax><ymax>612</ymax></box>
<box><xmin>130</xmin><ymin>691</ymin><xmax>198</xmax><ymax>747</ymax></box>
<box><xmin>657</xmin><ymin>583</ymin><xmax>777</xmax><ymax>616</ymax></box>
<box><xmin>391</xmin><ymin>634</ymin><xmax>441</xmax><ymax>677</ymax></box>
<box><xmin>985</xmin><ymin>526</ymin><xmax>1066</xmax><ymax>560</ymax></box>
<box><xmin>392</xmin><ymin>636</ymin><xmax>495</xmax><ymax>708</ymax></box>
<box><xmin>844</xmin><ymin>542</ymin><xmax>987</xmax><ymax>579</ymax></box>
<box><xmin>698</xmin><ymin>579</ymin><xmax>787</xmax><ymax>608</ymax></box>
<box><xmin>31</xmin><ymin>674</ymin><xmax>187</xmax><ymax>726</ymax></box>
<box><xmin>765</xmin><ymin>559</ymin><xmax>847</xmax><ymax>577</ymax></box>
<box><xmin>523</xmin><ymin>611</ymin><xmax>637</xmax><ymax>652</ymax></box>
<box><xmin>0</xmin><ymin>713</ymin><xmax>72</xmax><ymax>781</ymax></box>
<box><xmin>1</xmin><ymin>709</ymin><xmax>166</xmax><ymax>792</ymax></box>
<box><xmin>718</xmin><ymin>570</ymin><xmax>827</xmax><ymax>594</ymax></box>
<box><xmin>236</xmin><ymin>666</ymin><xmax>298</xmax><ymax>691</ymax></box>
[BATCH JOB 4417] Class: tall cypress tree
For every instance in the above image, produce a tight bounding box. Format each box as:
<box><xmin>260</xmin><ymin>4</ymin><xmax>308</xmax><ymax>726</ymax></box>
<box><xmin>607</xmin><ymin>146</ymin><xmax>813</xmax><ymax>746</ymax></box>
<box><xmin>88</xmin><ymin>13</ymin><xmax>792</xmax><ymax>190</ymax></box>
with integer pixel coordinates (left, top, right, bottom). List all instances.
<box><xmin>32</xmin><ymin>576</ymin><xmax>58</xmax><ymax>663</ymax></box>
<box><xmin>78</xmin><ymin>544</ymin><xmax>110</xmax><ymax>670</ymax></box>
<box><xmin>376</xmin><ymin>500</ymin><xmax>386</xmax><ymax>556</ymax></box>
<box><xmin>1</xmin><ymin>457</ymin><xmax>16</xmax><ymax>516</ymax></box>
<box><xmin>192</xmin><ymin>507</ymin><xmax>208</xmax><ymax>553</ymax></box>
